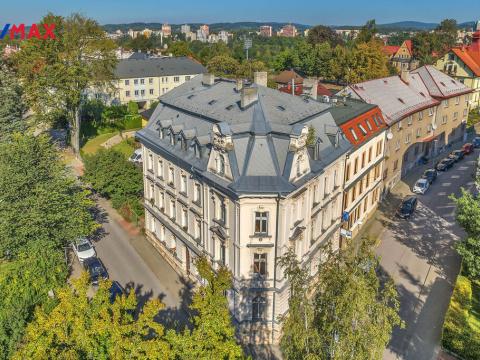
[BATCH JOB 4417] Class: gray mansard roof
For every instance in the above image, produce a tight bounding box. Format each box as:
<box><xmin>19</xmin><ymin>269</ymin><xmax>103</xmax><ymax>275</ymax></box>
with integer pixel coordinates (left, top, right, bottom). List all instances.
<box><xmin>136</xmin><ymin>76</ymin><xmax>352</xmax><ymax>197</ymax></box>
<box><xmin>115</xmin><ymin>56</ymin><xmax>206</xmax><ymax>79</ymax></box>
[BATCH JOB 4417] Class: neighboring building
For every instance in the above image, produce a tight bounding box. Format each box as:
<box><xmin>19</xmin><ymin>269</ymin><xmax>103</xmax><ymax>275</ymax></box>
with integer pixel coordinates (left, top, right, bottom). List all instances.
<box><xmin>278</xmin><ymin>24</ymin><xmax>297</xmax><ymax>37</ymax></box>
<box><xmin>91</xmin><ymin>57</ymin><xmax>206</xmax><ymax>108</ymax></box>
<box><xmin>342</xmin><ymin>66</ymin><xmax>471</xmax><ymax>191</ymax></box>
<box><xmin>335</xmin><ymin>29</ymin><xmax>359</xmax><ymax>40</ymax></box>
<box><xmin>181</xmin><ymin>24</ymin><xmax>191</xmax><ymax>34</ymax></box>
<box><xmin>196</xmin><ymin>26</ymin><xmax>209</xmax><ymax>43</ymax></box>
<box><xmin>304</xmin><ymin>29</ymin><xmax>310</xmax><ymax>37</ymax></box>
<box><xmin>218</xmin><ymin>30</ymin><xmax>229</xmax><ymax>43</ymax></box>
<box><xmin>435</xmin><ymin>23</ymin><xmax>480</xmax><ymax>108</ymax></box>
<box><xmin>259</xmin><ymin>25</ymin><xmax>272</xmax><ymax>37</ymax></box>
<box><xmin>200</xmin><ymin>24</ymin><xmax>210</xmax><ymax>35</ymax></box>
<box><xmin>136</xmin><ymin>72</ymin><xmax>352</xmax><ymax>344</ymax></box>
<box><xmin>273</xmin><ymin>69</ymin><xmax>303</xmax><ymax>91</ymax></box>
<box><xmin>162</xmin><ymin>24</ymin><xmax>172</xmax><ymax>37</ymax></box>
<box><xmin>383</xmin><ymin>40</ymin><xmax>418</xmax><ymax>72</ymax></box>
<box><xmin>330</xmin><ymin>99</ymin><xmax>387</xmax><ymax>239</ymax></box>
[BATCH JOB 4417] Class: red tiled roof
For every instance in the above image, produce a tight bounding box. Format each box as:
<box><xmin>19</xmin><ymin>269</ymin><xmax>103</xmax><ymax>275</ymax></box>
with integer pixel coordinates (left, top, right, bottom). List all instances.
<box><xmin>274</xmin><ymin>70</ymin><xmax>303</xmax><ymax>84</ymax></box>
<box><xmin>278</xmin><ymin>83</ymin><xmax>333</xmax><ymax>97</ymax></box>
<box><xmin>383</xmin><ymin>45</ymin><xmax>400</xmax><ymax>56</ymax></box>
<box><xmin>451</xmin><ymin>47</ymin><xmax>480</xmax><ymax>77</ymax></box>
<box><xmin>404</xmin><ymin>40</ymin><xmax>413</xmax><ymax>55</ymax></box>
<box><xmin>317</xmin><ymin>83</ymin><xmax>333</xmax><ymax>97</ymax></box>
<box><xmin>339</xmin><ymin>107</ymin><xmax>387</xmax><ymax>147</ymax></box>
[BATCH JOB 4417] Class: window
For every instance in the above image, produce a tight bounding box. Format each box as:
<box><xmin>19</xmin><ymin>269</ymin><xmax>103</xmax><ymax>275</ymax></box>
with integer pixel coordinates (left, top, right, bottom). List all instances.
<box><xmin>170</xmin><ymin>200</ymin><xmax>176</xmax><ymax>219</ymax></box>
<box><xmin>464</xmin><ymin>108</ymin><xmax>468</xmax><ymax>117</ymax></box>
<box><xmin>397</xmin><ymin>121</ymin><xmax>402</xmax><ymax>130</ymax></box>
<box><xmin>252</xmin><ymin>296</ymin><xmax>266</xmax><ymax>321</ymax></box>
<box><xmin>253</xmin><ymin>253</ymin><xmax>267</xmax><ymax>276</ymax></box>
<box><xmin>181</xmin><ymin>208</ymin><xmax>188</xmax><ymax>228</ymax></box>
<box><xmin>149</xmin><ymin>89</ymin><xmax>154</xmax><ymax>95</ymax></box>
<box><xmin>350</xmin><ymin>128</ymin><xmax>358</xmax><ymax>141</ymax></box>
<box><xmin>324</xmin><ymin>176</ymin><xmax>329</xmax><ymax>196</ymax></box>
<box><xmin>254</xmin><ymin>212</ymin><xmax>268</xmax><ymax>235</ymax></box>
<box><xmin>220</xmin><ymin>242</ymin><xmax>226</xmax><ymax>266</ymax></box>
<box><xmin>216</xmin><ymin>154</ymin><xmax>225</xmax><ymax>175</ymax></box>
<box><xmin>134</xmin><ymin>79</ymin><xmax>138</xmax><ymax>85</ymax></box>
<box><xmin>358</xmin><ymin>124</ymin><xmax>367</xmax><ymax>136</ymax></box>
<box><xmin>168</xmin><ymin>167</ymin><xmax>175</xmax><ymax>186</ymax></box>
<box><xmin>185</xmin><ymin>76</ymin><xmax>191</xmax><ymax>81</ymax></box>
<box><xmin>220</xmin><ymin>200</ymin><xmax>226</xmax><ymax>224</ymax></box>
<box><xmin>416</xmin><ymin>128</ymin><xmax>421</xmax><ymax>138</ymax></box>
<box><xmin>134</xmin><ymin>90</ymin><xmax>139</xmax><ymax>96</ymax></box>
<box><xmin>368</xmin><ymin>147</ymin><xmax>372</xmax><ymax>162</ymax></box>
<box><xmin>140</xmin><ymin>78</ymin><xmax>145</xmax><ymax>85</ymax></box>
<box><xmin>405</xmin><ymin>133</ymin><xmax>411</xmax><ymax>144</ymax></box>
<box><xmin>333</xmin><ymin>169</ymin><xmax>337</xmax><ymax>188</ymax></box>
<box><xmin>418</xmin><ymin>111</ymin><xmax>423</xmax><ymax>120</ymax></box>
<box><xmin>455</xmin><ymin>96</ymin><xmax>460</xmax><ymax>105</ymax></box>
<box><xmin>407</xmin><ymin>116</ymin><xmax>412</xmax><ymax>125</ymax></box>
<box><xmin>312</xmin><ymin>184</ymin><xmax>317</xmax><ymax>207</ymax></box>
<box><xmin>180</xmin><ymin>174</ymin><xmax>187</xmax><ymax>194</ymax></box>
<box><xmin>366</xmin><ymin>119</ymin><xmax>373</xmax><ymax>131</ymax></box>
<box><xmin>395</xmin><ymin>140</ymin><xmax>400</xmax><ymax>151</ymax></box>
<box><xmin>149</xmin><ymin>78</ymin><xmax>153</xmax><ymax>84</ymax></box>
<box><xmin>125</xmin><ymin>91</ymin><xmax>130</xmax><ymax>97</ymax></box>
<box><xmin>361</xmin><ymin>152</ymin><xmax>366</xmax><ymax>168</ymax></box>
<box><xmin>140</xmin><ymin>89</ymin><xmax>145</xmax><ymax>96</ymax></box>
<box><xmin>195</xmin><ymin>218</ymin><xmax>202</xmax><ymax>240</ymax></box>
<box><xmin>194</xmin><ymin>143</ymin><xmax>201</xmax><ymax>158</ymax></box>
<box><xmin>453</xmin><ymin>112</ymin><xmax>458</xmax><ymax>120</ymax></box>
<box><xmin>443</xmin><ymin>99</ymin><xmax>449</xmax><ymax>108</ymax></box>
<box><xmin>354</xmin><ymin>158</ymin><xmax>358</xmax><ymax>174</ymax></box>
<box><xmin>147</xmin><ymin>152</ymin><xmax>153</xmax><ymax>172</ymax></box>
<box><xmin>125</xmin><ymin>79</ymin><xmax>130</xmax><ymax>85</ymax></box>
<box><xmin>157</xmin><ymin>159</ymin><xmax>164</xmax><ymax>178</ymax></box>
<box><xmin>159</xmin><ymin>192</ymin><xmax>165</xmax><ymax>209</ymax></box>
<box><xmin>149</xmin><ymin>183</ymin><xmax>155</xmax><ymax>203</ymax></box>
<box><xmin>296</xmin><ymin>158</ymin><xmax>301</xmax><ymax>177</ymax></box>
<box><xmin>442</xmin><ymin>115</ymin><xmax>448</xmax><ymax>124</ymax></box>
<box><xmin>429</xmin><ymin>108</ymin><xmax>434</xmax><ymax>116</ymax></box>
<box><xmin>174</xmin><ymin>76</ymin><xmax>180</xmax><ymax>83</ymax></box>
<box><xmin>345</xmin><ymin>164</ymin><xmax>351</xmax><ymax>182</ymax></box>
<box><xmin>194</xmin><ymin>183</ymin><xmax>201</xmax><ymax>203</ymax></box>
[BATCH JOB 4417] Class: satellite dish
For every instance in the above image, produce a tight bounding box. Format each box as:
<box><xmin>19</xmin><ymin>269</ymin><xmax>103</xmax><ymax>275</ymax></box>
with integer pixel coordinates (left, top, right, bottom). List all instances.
<box><xmin>386</xmin><ymin>131</ymin><xmax>394</xmax><ymax>140</ymax></box>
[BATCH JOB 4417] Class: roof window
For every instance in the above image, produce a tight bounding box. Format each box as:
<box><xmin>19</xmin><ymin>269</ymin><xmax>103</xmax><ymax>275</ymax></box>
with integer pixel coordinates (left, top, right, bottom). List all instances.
<box><xmin>187</xmin><ymin>94</ymin><xmax>195</xmax><ymax>99</ymax></box>
<box><xmin>440</xmin><ymin>81</ymin><xmax>446</xmax><ymax>87</ymax></box>
<box><xmin>277</xmin><ymin>105</ymin><xmax>286</xmax><ymax>111</ymax></box>
<box><xmin>225</xmin><ymin>104</ymin><xmax>234</xmax><ymax>110</ymax></box>
<box><xmin>208</xmin><ymin>99</ymin><xmax>217</xmax><ymax>105</ymax></box>
<box><xmin>398</xmin><ymin>98</ymin><xmax>405</xmax><ymax>104</ymax></box>
<box><xmin>358</xmin><ymin>124</ymin><xmax>367</xmax><ymax>136</ymax></box>
<box><xmin>350</xmin><ymin>128</ymin><xmax>358</xmax><ymax>141</ymax></box>
<box><xmin>366</xmin><ymin>119</ymin><xmax>373</xmax><ymax>130</ymax></box>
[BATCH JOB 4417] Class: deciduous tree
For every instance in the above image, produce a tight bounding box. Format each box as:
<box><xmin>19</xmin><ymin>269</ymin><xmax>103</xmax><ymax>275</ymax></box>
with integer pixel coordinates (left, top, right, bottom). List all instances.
<box><xmin>307</xmin><ymin>25</ymin><xmax>343</xmax><ymax>47</ymax></box>
<box><xmin>0</xmin><ymin>61</ymin><xmax>26</xmax><ymax>140</ymax></box>
<box><xmin>207</xmin><ymin>55</ymin><xmax>239</xmax><ymax>77</ymax></box>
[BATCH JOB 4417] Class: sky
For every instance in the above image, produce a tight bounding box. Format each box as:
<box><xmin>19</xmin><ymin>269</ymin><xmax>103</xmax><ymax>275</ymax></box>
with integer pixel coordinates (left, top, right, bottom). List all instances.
<box><xmin>0</xmin><ymin>0</ymin><xmax>478</xmax><ymax>26</ymax></box>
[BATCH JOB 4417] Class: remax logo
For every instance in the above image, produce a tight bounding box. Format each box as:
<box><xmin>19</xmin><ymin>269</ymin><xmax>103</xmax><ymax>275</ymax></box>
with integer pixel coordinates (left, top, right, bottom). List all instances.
<box><xmin>0</xmin><ymin>24</ymin><xmax>56</xmax><ymax>40</ymax></box>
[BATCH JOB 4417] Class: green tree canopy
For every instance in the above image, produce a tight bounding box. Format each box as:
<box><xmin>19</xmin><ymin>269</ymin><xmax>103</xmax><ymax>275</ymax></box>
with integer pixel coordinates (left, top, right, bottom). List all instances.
<box><xmin>168</xmin><ymin>41</ymin><xmax>193</xmax><ymax>57</ymax></box>
<box><xmin>279</xmin><ymin>238</ymin><xmax>402</xmax><ymax>360</ymax></box>
<box><xmin>307</xmin><ymin>25</ymin><xmax>343</xmax><ymax>47</ymax></box>
<box><xmin>207</xmin><ymin>55</ymin><xmax>240</xmax><ymax>77</ymax></box>
<box><xmin>13</xmin><ymin>13</ymin><xmax>117</xmax><ymax>154</ymax></box>
<box><xmin>356</xmin><ymin>19</ymin><xmax>377</xmax><ymax>44</ymax></box>
<box><xmin>0</xmin><ymin>61</ymin><xmax>26</xmax><ymax>140</ymax></box>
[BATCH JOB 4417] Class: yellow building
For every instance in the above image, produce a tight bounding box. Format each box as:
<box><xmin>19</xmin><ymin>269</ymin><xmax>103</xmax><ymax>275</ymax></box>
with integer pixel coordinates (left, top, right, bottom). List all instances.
<box><xmin>383</xmin><ymin>39</ymin><xmax>418</xmax><ymax>72</ymax></box>
<box><xmin>435</xmin><ymin>29</ymin><xmax>480</xmax><ymax>109</ymax></box>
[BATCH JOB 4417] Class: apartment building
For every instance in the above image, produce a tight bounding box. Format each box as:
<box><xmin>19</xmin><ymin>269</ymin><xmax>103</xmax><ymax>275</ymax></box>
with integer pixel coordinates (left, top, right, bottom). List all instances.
<box><xmin>99</xmin><ymin>57</ymin><xmax>206</xmax><ymax>108</ymax></box>
<box><xmin>342</xmin><ymin>66</ymin><xmax>470</xmax><ymax>191</ymax></box>
<box><xmin>259</xmin><ymin>25</ymin><xmax>272</xmax><ymax>37</ymax></box>
<box><xmin>278</xmin><ymin>24</ymin><xmax>297</xmax><ymax>37</ymax></box>
<box><xmin>435</xmin><ymin>24</ymin><xmax>480</xmax><ymax>109</ymax></box>
<box><xmin>136</xmin><ymin>72</ymin><xmax>352</xmax><ymax>344</ymax></box>
<box><xmin>330</xmin><ymin>99</ymin><xmax>387</xmax><ymax>239</ymax></box>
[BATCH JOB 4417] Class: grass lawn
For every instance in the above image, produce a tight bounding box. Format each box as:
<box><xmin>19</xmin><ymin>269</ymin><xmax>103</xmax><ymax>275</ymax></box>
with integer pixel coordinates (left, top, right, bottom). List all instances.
<box><xmin>81</xmin><ymin>132</ymin><xmax>117</xmax><ymax>155</ymax></box>
<box><xmin>111</xmin><ymin>139</ymin><xmax>136</xmax><ymax>159</ymax></box>
<box><xmin>470</xmin><ymin>281</ymin><xmax>480</xmax><ymax>333</ymax></box>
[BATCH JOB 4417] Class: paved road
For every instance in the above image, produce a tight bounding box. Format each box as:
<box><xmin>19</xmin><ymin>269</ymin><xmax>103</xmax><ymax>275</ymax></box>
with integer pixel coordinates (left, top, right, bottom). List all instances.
<box><xmin>370</xmin><ymin>150</ymin><xmax>478</xmax><ymax>360</ymax></box>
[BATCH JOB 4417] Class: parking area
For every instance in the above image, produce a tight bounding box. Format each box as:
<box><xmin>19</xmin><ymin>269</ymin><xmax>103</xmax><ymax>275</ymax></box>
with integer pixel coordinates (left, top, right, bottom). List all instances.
<box><xmin>362</xmin><ymin>144</ymin><xmax>478</xmax><ymax>360</ymax></box>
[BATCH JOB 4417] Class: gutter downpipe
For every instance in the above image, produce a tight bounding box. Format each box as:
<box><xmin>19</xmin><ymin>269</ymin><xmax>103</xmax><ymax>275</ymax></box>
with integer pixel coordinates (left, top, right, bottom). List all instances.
<box><xmin>271</xmin><ymin>192</ymin><xmax>281</xmax><ymax>344</ymax></box>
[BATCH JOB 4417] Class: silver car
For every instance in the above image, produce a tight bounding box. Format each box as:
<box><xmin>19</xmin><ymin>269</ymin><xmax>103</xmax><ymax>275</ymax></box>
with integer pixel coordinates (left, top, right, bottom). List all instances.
<box><xmin>413</xmin><ymin>178</ymin><xmax>430</xmax><ymax>194</ymax></box>
<box><xmin>73</xmin><ymin>238</ymin><xmax>96</xmax><ymax>263</ymax></box>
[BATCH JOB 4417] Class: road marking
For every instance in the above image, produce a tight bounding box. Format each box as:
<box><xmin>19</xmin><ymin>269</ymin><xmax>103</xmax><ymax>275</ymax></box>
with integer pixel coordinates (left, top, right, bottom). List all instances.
<box><xmin>437</xmin><ymin>192</ymin><xmax>447</xmax><ymax>196</ymax></box>
<box><xmin>441</xmin><ymin>182</ymin><xmax>452</xmax><ymax>187</ymax></box>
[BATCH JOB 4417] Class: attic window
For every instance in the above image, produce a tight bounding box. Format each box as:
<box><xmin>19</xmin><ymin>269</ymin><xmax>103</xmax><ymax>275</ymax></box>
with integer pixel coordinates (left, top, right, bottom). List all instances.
<box><xmin>366</xmin><ymin>119</ymin><xmax>373</xmax><ymax>131</ymax></box>
<box><xmin>440</xmin><ymin>81</ymin><xmax>446</xmax><ymax>87</ymax></box>
<box><xmin>187</xmin><ymin>94</ymin><xmax>195</xmax><ymax>99</ymax></box>
<box><xmin>419</xmin><ymin>92</ymin><xmax>425</xmax><ymax>97</ymax></box>
<box><xmin>398</xmin><ymin>98</ymin><xmax>405</xmax><ymax>104</ymax></box>
<box><xmin>377</xmin><ymin>115</ymin><xmax>384</xmax><ymax>124</ymax></box>
<box><xmin>372</xmin><ymin>116</ymin><xmax>379</xmax><ymax>126</ymax></box>
<box><xmin>383</xmin><ymin>80</ymin><xmax>388</xmax><ymax>84</ymax></box>
<box><xmin>225</xmin><ymin>104</ymin><xmax>234</xmax><ymax>110</ymax></box>
<box><xmin>208</xmin><ymin>99</ymin><xmax>217</xmax><ymax>105</ymax></box>
<box><xmin>350</xmin><ymin>128</ymin><xmax>358</xmax><ymax>141</ymax></box>
<box><xmin>358</xmin><ymin>124</ymin><xmax>367</xmax><ymax>136</ymax></box>
<box><xmin>277</xmin><ymin>105</ymin><xmax>286</xmax><ymax>111</ymax></box>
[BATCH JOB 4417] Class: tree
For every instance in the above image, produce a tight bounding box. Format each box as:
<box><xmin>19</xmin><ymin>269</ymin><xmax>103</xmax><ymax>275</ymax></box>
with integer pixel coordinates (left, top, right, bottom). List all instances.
<box><xmin>451</xmin><ymin>188</ymin><xmax>480</xmax><ymax>278</ymax></box>
<box><xmin>13</xmin><ymin>13</ymin><xmax>117</xmax><ymax>155</ymax></box>
<box><xmin>169</xmin><ymin>41</ymin><xmax>193</xmax><ymax>57</ymax></box>
<box><xmin>0</xmin><ymin>61</ymin><xmax>26</xmax><ymax>140</ymax></box>
<box><xmin>307</xmin><ymin>25</ymin><xmax>343</xmax><ymax>47</ymax></box>
<box><xmin>356</xmin><ymin>19</ymin><xmax>377</xmax><ymax>44</ymax></box>
<box><xmin>13</xmin><ymin>273</ymin><xmax>171</xmax><ymax>359</ymax></box>
<box><xmin>279</xmin><ymin>238</ymin><xmax>402</xmax><ymax>360</ymax></box>
<box><xmin>346</xmin><ymin>41</ymin><xmax>390</xmax><ymax>83</ymax></box>
<box><xmin>436</xmin><ymin>19</ymin><xmax>458</xmax><ymax>50</ymax></box>
<box><xmin>207</xmin><ymin>55</ymin><xmax>239</xmax><ymax>77</ymax></box>
<box><xmin>236</xmin><ymin>60</ymin><xmax>267</xmax><ymax>79</ymax></box>
<box><xmin>0</xmin><ymin>134</ymin><xmax>98</xmax><ymax>257</ymax></box>
<box><xmin>167</xmin><ymin>257</ymin><xmax>244</xmax><ymax>359</ymax></box>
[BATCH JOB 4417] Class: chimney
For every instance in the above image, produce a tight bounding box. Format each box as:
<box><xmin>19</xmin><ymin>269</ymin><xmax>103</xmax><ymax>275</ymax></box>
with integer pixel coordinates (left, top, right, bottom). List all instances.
<box><xmin>400</xmin><ymin>69</ymin><xmax>410</xmax><ymax>84</ymax></box>
<box><xmin>303</xmin><ymin>78</ymin><xmax>318</xmax><ymax>100</ymax></box>
<box><xmin>253</xmin><ymin>71</ymin><xmax>268</xmax><ymax>87</ymax></box>
<box><xmin>240</xmin><ymin>87</ymin><xmax>258</xmax><ymax>108</ymax></box>
<box><xmin>202</xmin><ymin>73</ymin><xmax>215</xmax><ymax>86</ymax></box>
<box><xmin>236</xmin><ymin>78</ymin><xmax>243</xmax><ymax>92</ymax></box>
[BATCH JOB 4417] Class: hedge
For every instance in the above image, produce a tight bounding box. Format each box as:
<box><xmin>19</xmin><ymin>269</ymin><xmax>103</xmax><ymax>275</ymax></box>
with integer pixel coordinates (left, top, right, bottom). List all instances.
<box><xmin>442</xmin><ymin>275</ymin><xmax>480</xmax><ymax>359</ymax></box>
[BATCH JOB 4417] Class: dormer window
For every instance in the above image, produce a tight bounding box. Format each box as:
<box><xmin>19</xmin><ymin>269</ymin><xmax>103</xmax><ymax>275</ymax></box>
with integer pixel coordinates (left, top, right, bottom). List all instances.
<box><xmin>216</xmin><ymin>154</ymin><xmax>225</xmax><ymax>175</ymax></box>
<box><xmin>170</xmin><ymin>133</ymin><xmax>175</xmax><ymax>146</ymax></box>
<box><xmin>194</xmin><ymin>143</ymin><xmax>201</xmax><ymax>158</ymax></box>
<box><xmin>159</xmin><ymin>127</ymin><xmax>164</xmax><ymax>139</ymax></box>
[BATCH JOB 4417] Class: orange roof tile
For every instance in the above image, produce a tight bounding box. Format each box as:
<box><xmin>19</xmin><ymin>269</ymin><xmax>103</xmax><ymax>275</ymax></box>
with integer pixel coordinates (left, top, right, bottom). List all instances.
<box><xmin>404</xmin><ymin>40</ymin><xmax>413</xmax><ymax>55</ymax></box>
<box><xmin>383</xmin><ymin>45</ymin><xmax>400</xmax><ymax>56</ymax></box>
<box><xmin>451</xmin><ymin>47</ymin><xmax>480</xmax><ymax>77</ymax></box>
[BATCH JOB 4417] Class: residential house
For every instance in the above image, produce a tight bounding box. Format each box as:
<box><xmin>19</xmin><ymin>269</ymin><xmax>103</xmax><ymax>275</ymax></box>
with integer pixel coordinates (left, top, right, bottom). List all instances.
<box><xmin>383</xmin><ymin>39</ymin><xmax>419</xmax><ymax>72</ymax></box>
<box><xmin>259</xmin><ymin>25</ymin><xmax>272</xmax><ymax>37</ymax></box>
<box><xmin>136</xmin><ymin>72</ymin><xmax>352</xmax><ymax>344</ymax></box>
<box><xmin>435</xmin><ymin>23</ymin><xmax>480</xmax><ymax>108</ymax></box>
<box><xmin>278</xmin><ymin>24</ymin><xmax>297</xmax><ymax>37</ymax></box>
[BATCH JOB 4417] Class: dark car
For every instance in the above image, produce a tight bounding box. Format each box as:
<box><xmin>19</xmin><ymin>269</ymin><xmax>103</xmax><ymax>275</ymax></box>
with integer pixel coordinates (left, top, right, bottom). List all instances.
<box><xmin>449</xmin><ymin>150</ymin><xmax>464</xmax><ymax>162</ymax></box>
<box><xmin>109</xmin><ymin>281</ymin><xmax>124</xmax><ymax>303</ymax></box>
<box><xmin>83</xmin><ymin>257</ymin><xmax>108</xmax><ymax>285</ymax></box>
<box><xmin>462</xmin><ymin>143</ymin><xmax>474</xmax><ymax>154</ymax></box>
<box><xmin>396</xmin><ymin>196</ymin><xmax>418</xmax><ymax>219</ymax></box>
<box><xmin>473</xmin><ymin>137</ymin><xmax>480</xmax><ymax>148</ymax></box>
<box><xmin>422</xmin><ymin>169</ymin><xmax>438</xmax><ymax>184</ymax></box>
<box><xmin>436</xmin><ymin>158</ymin><xmax>455</xmax><ymax>171</ymax></box>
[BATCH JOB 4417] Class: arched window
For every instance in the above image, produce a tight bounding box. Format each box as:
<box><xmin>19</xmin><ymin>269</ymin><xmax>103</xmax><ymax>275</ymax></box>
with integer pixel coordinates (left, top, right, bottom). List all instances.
<box><xmin>252</xmin><ymin>296</ymin><xmax>266</xmax><ymax>321</ymax></box>
<box><xmin>216</xmin><ymin>154</ymin><xmax>225</xmax><ymax>175</ymax></box>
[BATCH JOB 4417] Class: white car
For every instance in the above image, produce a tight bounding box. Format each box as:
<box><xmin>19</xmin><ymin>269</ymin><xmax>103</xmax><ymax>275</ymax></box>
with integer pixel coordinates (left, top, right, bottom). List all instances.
<box><xmin>73</xmin><ymin>238</ymin><xmax>96</xmax><ymax>262</ymax></box>
<box><xmin>128</xmin><ymin>149</ymin><xmax>142</xmax><ymax>164</ymax></box>
<box><xmin>413</xmin><ymin>178</ymin><xmax>430</xmax><ymax>194</ymax></box>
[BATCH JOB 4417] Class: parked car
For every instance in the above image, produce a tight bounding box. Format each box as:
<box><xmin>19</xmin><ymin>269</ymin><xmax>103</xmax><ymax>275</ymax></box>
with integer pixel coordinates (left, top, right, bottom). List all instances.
<box><xmin>413</xmin><ymin>178</ymin><xmax>430</xmax><ymax>194</ymax></box>
<box><xmin>473</xmin><ymin>137</ymin><xmax>480</xmax><ymax>148</ymax></box>
<box><xmin>109</xmin><ymin>281</ymin><xmax>124</xmax><ymax>303</ymax></box>
<box><xmin>83</xmin><ymin>257</ymin><xmax>108</xmax><ymax>285</ymax></box>
<box><xmin>128</xmin><ymin>149</ymin><xmax>142</xmax><ymax>164</ymax></box>
<box><xmin>72</xmin><ymin>237</ymin><xmax>96</xmax><ymax>263</ymax></box>
<box><xmin>436</xmin><ymin>158</ymin><xmax>454</xmax><ymax>171</ymax></box>
<box><xmin>449</xmin><ymin>150</ymin><xmax>464</xmax><ymax>162</ymax></box>
<box><xmin>396</xmin><ymin>196</ymin><xmax>418</xmax><ymax>219</ymax></box>
<box><xmin>422</xmin><ymin>169</ymin><xmax>438</xmax><ymax>184</ymax></box>
<box><xmin>462</xmin><ymin>143</ymin><xmax>474</xmax><ymax>154</ymax></box>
